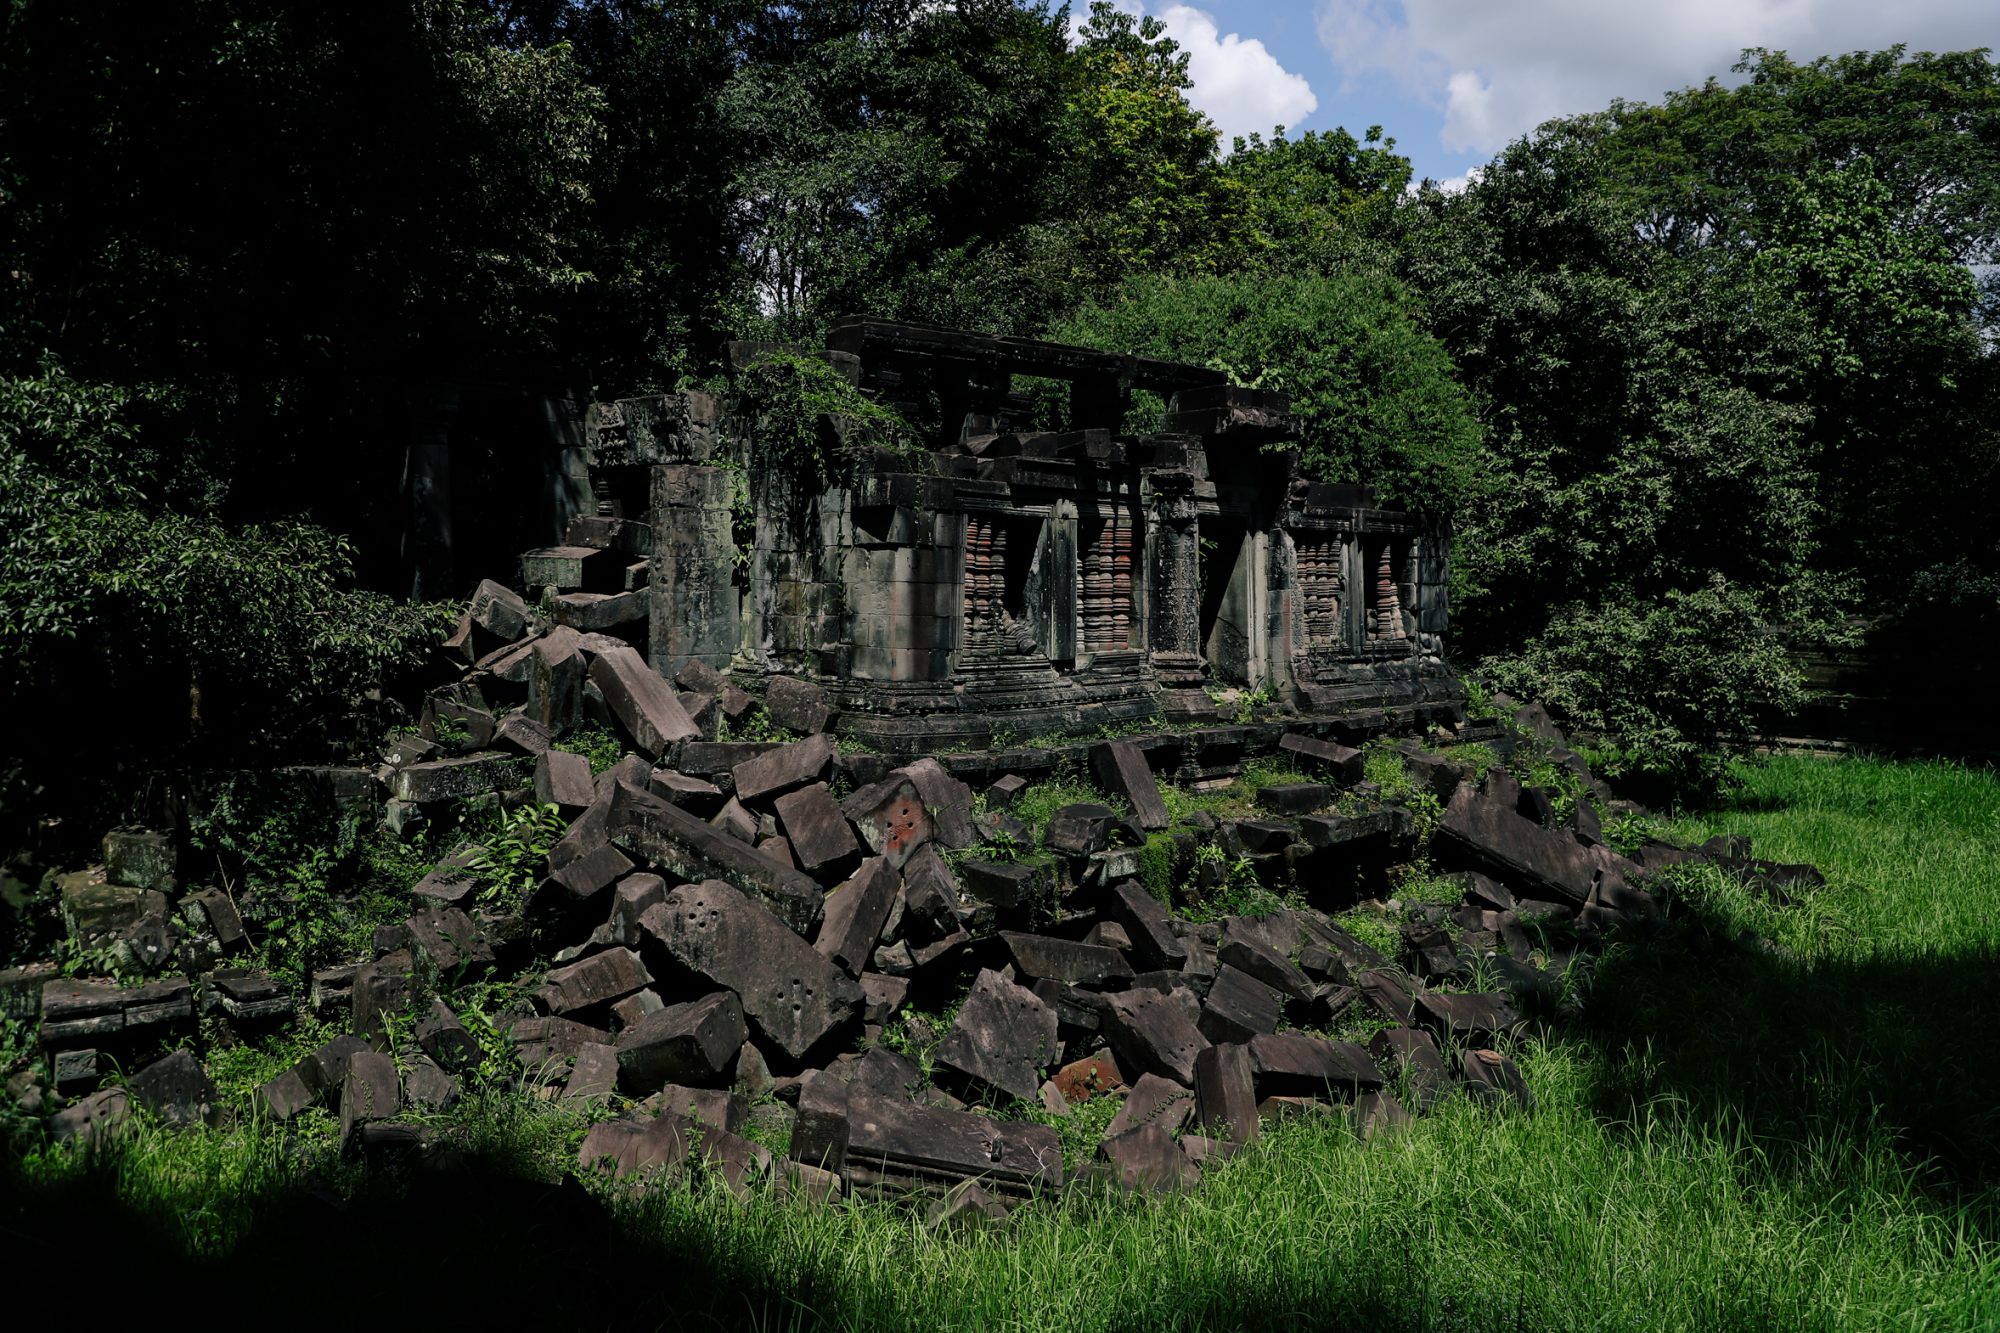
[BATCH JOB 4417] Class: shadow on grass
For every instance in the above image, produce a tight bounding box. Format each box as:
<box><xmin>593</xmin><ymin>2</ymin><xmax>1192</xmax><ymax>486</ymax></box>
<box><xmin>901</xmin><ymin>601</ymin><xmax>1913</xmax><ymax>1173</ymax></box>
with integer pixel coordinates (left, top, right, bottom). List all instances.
<box><xmin>1572</xmin><ymin>903</ymin><xmax>2000</xmax><ymax>1209</ymax></box>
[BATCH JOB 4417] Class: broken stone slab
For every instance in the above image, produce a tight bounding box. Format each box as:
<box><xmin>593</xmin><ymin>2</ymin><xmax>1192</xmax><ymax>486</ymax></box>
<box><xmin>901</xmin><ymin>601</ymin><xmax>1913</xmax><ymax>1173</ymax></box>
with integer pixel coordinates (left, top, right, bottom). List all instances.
<box><xmin>1437</xmin><ymin>786</ymin><xmax>1602</xmax><ymax>905</ymax></box>
<box><xmin>709</xmin><ymin>795</ymin><xmax>756</xmax><ymax>844</ymax></box>
<box><xmin>554</xmin><ymin>589</ymin><xmax>648</xmax><ymax>632</ymax></box>
<box><xmin>535</xmin><ymin>749</ymin><xmax>596</xmax><ymax>813</ymax></box>
<box><xmin>900</xmin><ymin>845</ymin><xmax>961</xmax><ymax>938</ymax></box>
<box><xmin>1248</xmin><ymin>1032</ymin><xmax>1382</xmax><ymax>1099</ymax></box>
<box><xmin>310</xmin><ymin>964</ymin><xmax>359</xmax><ymax>1012</ymax></box>
<box><xmin>1255</xmin><ymin>783</ymin><xmax>1332</xmax><ymax>816</ymax></box>
<box><xmin>986</xmin><ymin>774</ymin><xmax>1028</xmax><ymax>808</ymax></box>
<box><xmin>404</xmin><ymin>1055</ymin><xmax>461</xmax><ymax>1111</ymax></box>
<box><xmin>1216</xmin><ymin>925</ymin><xmax>1313</xmax><ymax>1003</ymax></box>
<box><xmin>1355</xmin><ymin>969</ymin><xmax>1420</xmax><ymax>1025</ymax></box>
<box><xmin>934</xmin><ymin>969</ymin><xmax>1059</xmax><ymax>1104</ymax></box>
<box><xmin>610</xmin><ymin>782</ymin><xmax>823</xmax><ymax>936</ymax></box>
<box><xmin>1099</xmin><ymin>1124</ymin><xmax>1201</xmax><ymax>1193</ymax></box>
<box><xmin>203</xmin><ymin>967</ymin><xmax>290</xmax><ymax>1023</ymax></box>
<box><xmin>889</xmin><ymin>759</ymin><xmax>978</xmax><ymax>850</ymax></box>
<box><xmin>657</xmin><ymin>1085</ymin><xmax>750</xmax><ymax>1134</ymax></box>
<box><xmin>1459</xmin><ymin>1048</ymin><xmax>1535</xmax><ymax>1111</ymax></box>
<box><xmin>609</xmin><ymin>873</ymin><xmax>669</xmax><ymax>948</ymax></box>
<box><xmin>815</xmin><ymin>858</ymin><xmax>900</xmax><ymax>978</ymax></box>
<box><xmin>529</xmin><ymin>627</ymin><xmax>587</xmax><ymax>730</ymax></box>
<box><xmin>1415</xmin><ymin>991</ymin><xmax>1524</xmax><ymax>1043</ymax></box>
<box><xmin>126</xmin><ymin>1050</ymin><xmax>222</xmax><ymax>1129</ymax></box>
<box><xmin>387</xmin><ymin>753</ymin><xmax>531</xmax><ymax>805</ymax></box>
<box><xmin>639</xmin><ymin>880</ymin><xmax>861</xmax><ymax>1061</ymax></box>
<box><xmin>732</xmin><ymin>734</ymin><xmax>836</xmax><ymax>805</ymax></box>
<box><xmin>414</xmin><ymin>999</ymin><xmax>482</xmax><ymax>1073</ymax></box>
<box><xmin>1103</xmin><ymin>986</ymin><xmax>1209</xmax><ymax>1086</ymax></box>
<box><xmin>928</xmin><ymin>1180</ymin><xmax>1012</xmax><ymax>1231</ymax></box>
<box><xmin>764</xmin><ymin>675</ymin><xmax>833</xmax><ymax>734</ymax></box>
<box><xmin>1045</xmin><ymin>803</ymin><xmax>1116</xmax><ymax>856</ymax></box>
<box><xmin>1090</xmin><ymin>740</ymin><xmax>1170</xmax><ymax>831</ymax></box>
<box><xmin>790</xmin><ymin>1104</ymin><xmax>852</xmax><ymax>1174</ymax></box>
<box><xmin>470</xmin><ymin>578</ymin><xmax>533</xmax><ymax>643</ymax></box>
<box><xmin>860</xmin><ymin>972</ymin><xmax>909</xmax><ymax>1026</ymax></box>
<box><xmin>58</xmin><ymin>873</ymin><xmax>163</xmax><ymax>947</ymax></box>
<box><xmin>774</xmin><ymin>782</ymin><xmax>860</xmax><ymax>875</ymax></box>
<box><xmin>1104</xmin><ymin>1072</ymin><xmax>1195</xmax><ymax>1138</ymax></box>
<box><xmin>537</xmin><ymin>947</ymin><xmax>653</xmax><ymax>1016</ymax></box>
<box><xmin>617</xmin><ymin>991</ymin><xmax>747</xmax><ymax>1096</ymax></box>
<box><xmin>339</xmin><ymin>1049</ymin><xmax>402</xmax><ymax>1151</ymax></box>
<box><xmin>999</xmin><ymin>931</ymin><xmax>1134</xmax><ymax>989</ymax></box>
<box><xmin>522</xmin><ymin>544</ymin><xmax>612</xmax><ymax>590</ymax></box>
<box><xmin>649</xmin><ymin>768</ymin><xmax>727</xmax><ymax>817</ymax></box>
<box><xmin>295</xmin><ymin>1033</ymin><xmax>371</xmax><ymax>1100</ymax></box>
<box><xmin>1194</xmin><ymin>1043</ymin><xmax>1259</xmax><ymax>1145</ymax></box>
<box><xmin>405</xmin><ymin>906</ymin><xmax>496</xmax><ymax>974</ymax></box>
<box><xmin>842</xmin><ymin>777</ymin><xmax>931</xmax><ymax>868</ymax></box>
<box><xmin>49</xmin><ymin>1087</ymin><xmax>131</xmax><ymax>1145</ymax></box>
<box><xmin>1103</xmin><ymin>879</ymin><xmax>1187</xmax><ymax>970</ymax></box>
<box><xmin>539</xmin><ymin>840</ymin><xmax>635</xmax><ymax>918</ymax></box>
<box><xmin>611</xmin><ymin>988</ymin><xmax>665</xmax><ymax>1031</ymax></box>
<box><xmin>959</xmin><ymin>859</ymin><xmax>1043</xmax><ymax>912</ymax></box>
<box><xmin>495</xmin><ymin>709</ymin><xmax>554</xmax><ymax>757</ymax></box>
<box><xmin>578</xmin><ymin>1109</ymin><xmax>698</xmax><ymax>1180</ymax></box>
<box><xmin>1197</xmin><ymin>965</ymin><xmax>1283</xmax><ymax>1046</ymax></box>
<box><xmin>253</xmin><ymin>1066</ymin><xmax>317</xmax><ymax>1122</ymax></box>
<box><xmin>835</xmin><ymin>1091</ymin><xmax>1063</xmax><ymax>1200</ymax></box>
<box><xmin>508</xmin><ymin>1015</ymin><xmax>613</xmax><ymax>1074</ymax></box>
<box><xmin>102</xmin><ymin>828</ymin><xmax>177</xmax><ymax>892</ymax></box>
<box><xmin>352</xmin><ymin>949</ymin><xmax>418</xmax><ymax>1047</ymax></box>
<box><xmin>587</xmin><ymin>643</ymin><xmax>698</xmax><ymax>757</ymax></box>
<box><xmin>182</xmin><ymin>889</ymin><xmax>246</xmax><ymax>953</ymax></box>
<box><xmin>1278</xmin><ymin>733</ymin><xmax>1365</xmax><ymax>784</ymax></box>
<box><xmin>1369</xmin><ymin>1028</ymin><xmax>1455</xmax><ymax>1113</ymax></box>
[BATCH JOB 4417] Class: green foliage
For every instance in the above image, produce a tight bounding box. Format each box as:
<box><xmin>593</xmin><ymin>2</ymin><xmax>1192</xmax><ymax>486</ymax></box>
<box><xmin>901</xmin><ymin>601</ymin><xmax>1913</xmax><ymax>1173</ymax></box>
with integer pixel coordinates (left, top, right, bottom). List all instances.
<box><xmin>1053</xmin><ymin>270</ymin><xmax>1485</xmax><ymax>517</ymax></box>
<box><xmin>465</xmin><ymin>803</ymin><xmax>567</xmax><ymax>912</ymax></box>
<box><xmin>551</xmin><ymin>726</ymin><xmax>624</xmax><ymax>776</ymax></box>
<box><xmin>733</xmin><ymin>348</ymin><xmax>921</xmax><ymax>480</ymax></box>
<box><xmin>1134</xmin><ymin>832</ymin><xmax>1178</xmax><ymax>905</ymax></box>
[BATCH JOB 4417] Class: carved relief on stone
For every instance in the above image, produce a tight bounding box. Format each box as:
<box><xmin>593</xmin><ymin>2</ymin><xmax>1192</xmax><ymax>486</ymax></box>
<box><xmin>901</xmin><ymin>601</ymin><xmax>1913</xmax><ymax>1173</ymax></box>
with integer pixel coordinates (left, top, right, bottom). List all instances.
<box><xmin>1080</xmin><ymin>505</ymin><xmax>1137</xmax><ymax>652</ymax></box>
<box><xmin>1297</xmin><ymin>535</ymin><xmax>1344</xmax><ymax>647</ymax></box>
<box><xmin>1366</xmin><ymin>538</ymin><xmax>1407</xmax><ymax>642</ymax></box>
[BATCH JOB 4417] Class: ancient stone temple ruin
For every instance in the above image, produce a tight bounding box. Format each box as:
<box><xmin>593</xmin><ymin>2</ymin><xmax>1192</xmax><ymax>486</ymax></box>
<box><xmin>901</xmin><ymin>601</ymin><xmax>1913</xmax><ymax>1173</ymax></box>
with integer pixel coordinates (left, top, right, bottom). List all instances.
<box><xmin>569</xmin><ymin>319</ymin><xmax>1459</xmax><ymax>750</ymax></box>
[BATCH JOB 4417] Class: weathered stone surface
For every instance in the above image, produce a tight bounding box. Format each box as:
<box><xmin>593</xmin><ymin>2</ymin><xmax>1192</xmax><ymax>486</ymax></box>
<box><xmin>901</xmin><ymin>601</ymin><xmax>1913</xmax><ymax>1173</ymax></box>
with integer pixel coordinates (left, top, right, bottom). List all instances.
<box><xmin>588</xmin><ymin>643</ymin><xmax>698</xmax><ymax>756</ymax></box>
<box><xmin>0</xmin><ymin>962</ymin><xmax>54</xmax><ymax>1023</ymax></box>
<box><xmin>578</xmin><ymin>1109</ymin><xmax>697</xmax><ymax>1179</ymax></box>
<box><xmin>649</xmin><ymin>768</ymin><xmax>726</xmax><ymax>816</ymax></box>
<box><xmin>49</xmin><ymin>1087</ymin><xmax>131</xmax><ymax>1144</ymax></box>
<box><xmin>860</xmin><ymin>972</ymin><xmax>909</xmax><ymax>1025</ymax></box>
<box><xmin>542</xmin><ymin>840</ymin><xmax>635</xmax><ymax>913</ymax></box>
<box><xmin>535</xmin><ymin>749</ymin><xmax>596</xmax><ymax>812</ymax></box>
<box><xmin>102</xmin><ymin>828</ymin><xmax>176</xmax><ymax>892</ymax></box>
<box><xmin>183</xmin><ymin>888</ymin><xmax>247</xmax><ymax>953</ymax></box>
<box><xmin>609</xmin><ymin>873</ymin><xmax>669</xmax><ymax>948</ymax></box>
<box><xmin>1103</xmin><ymin>986</ymin><xmax>1209</xmax><ymax>1086</ymax></box>
<box><xmin>1051</xmin><ymin>1050</ymin><xmax>1125</xmax><ymax>1104</ymax></box>
<box><xmin>129</xmin><ymin>1050</ymin><xmax>222</xmax><ymax>1129</ymax></box>
<box><xmin>764</xmin><ymin>675</ymin><xmax>833</xmax><ymax>734</ymax></box>
<box><xmin>1104</xmin><ymin>879</ymin><xmax>1187</xmax><ymax>970</ymax></box>
<box><xmin>891</xmin><ymin>760</ymin><xmax>978</xmax><ymax>850</ymax></box>
<box><xmin>404</xmin><ymin>1055</ymin><xmax>461</xmax><ymax>1111</ymax></box>
<box><xmin>928</xmin><ymin>1180</ymin><xmax>1011</xmax><ymax>1231</ymax></box>
<box><xmin>1369</xmin><ymin>1027</ymin><xmax>1454</xmax><ymax>1113</ymax></box>
<box><xmin>470</xmin><ymin>578</ymin><xmax>533</xmax><ymax>642</ymax></box>
<box><xmin>1356</xmin><ymin>968</ymin><xmax>1419</xmax><ymax>1025</ymax></box>
<box><xmin>555</xmin><ymin>589</ymin><xmax>648</xmax><ymax>631</ymax></box>
<box><xmin>1104</xmin><ymin>1071</ymin><xmax>1195</xmax><ymax>1138</ymax></box>
<box><xmin>1217</xmin><ymin>924</ymin><xmax>1313</xmax><ymax>1002</ymax></box>
<box><xmin>1193</xmin><ymin>1043</ymin><xmax>1258</xmax><ymax>1144</ymax></box>
<box><xmin>414</xmin><ymin>999</ymin><xmax>481</xmax><ymax>1073</ymax></box>
<box><xmin>529</xmin><ymin>627</ymin><xmax>587</xmax><ymax>729</ymax></box>
<box><xmin>1460</xmin><ymin>1048</ymin><xmax>1535</xmax><ymax>1111</ymax></box>
<box><xmin>986</xmin><ymin>774</ymin><xmax>1028</xmax><ymax>808</ymax></box>
<box><xmin>1198</xmin><ymin>965</ymin><xmax>1283</xmax><ymax>1045</ymax></box>
<box><xmin>352</xmin><ymin>949</ymin><xmax>417</xmax><ymax>1046</ymax></box>
<box><xmin>617</xmin><ymin>991</ymin><xmax>747</xmax><ymax>1095</ymax></box>
<box><xmin>960</xmin><ymin>859</ymin><xmax>1042</xmax><ymax>910</ymax></box>
<box><xmin>405</xmin><ymin>906</ymin><xmax>495</xmax><ymax>973</ymax></box>
<box><xmin>1090</xmin><ymin>740</ymin><xmax>1170</xmax><ymax>831</ymax></box>
<box><xmin>537</xmin><ymin>947</ymin><xmax>652</xmax><ymax>1016</ymax></box>
<box><xmin>59</xmin><ymin>874</ymin><xmax>161</xmax><ymax>946</ymax></box>
<box><xmin>708</xmin><ymin>795</ymin><xmax>756</xmax><ymax>844</ymax></box>
<box><xmin>639</xmin><ymin>881</ymin><xmax>861</xmax><ymax>1060</ymax></box>
<box><xmin>253</xmin><ymin>1066</ymin><xmax>317</xmax><ymax>1122</ymax></box>
<box><xmin>1416</xmin><ymin>990</ymin><xmax>1523</xmax><ymax>1043</ymax></box>
<box><xmin>832</xmin><ymin>1091</ymin><xmax>1063</xmax><ymax>1199</ymax></box>
<box><xmin>732</xmin><ymin>734</ymin><xmax>836</xmax><ymax>805</ymax></box>
<box><xmin>339</xmin><ymin>1050</ymin><xmax>401</xmax><ymax>1148</ymax></box>
<box><xmin>659</xmin><ymin>1085</ymin><xmax>750</xmax><ymax>1134</ymax></box>
<box><xmin>775</xmin><ymin>782</ymin><xmax>860</xmax><ymax>875</ymax></box>
<box><xmin>842</xmin><ymin>777</ymin><xmax>931</xmax><ymax>867</ymax></box>
<box><xmin>790</xmin><ymin>1105</ymin><xmax>852</xmax><ymax>1173</ymax></box>
<box><xmin>999</xmin><ymin>931</ymin><xmax>1134</xmax><ymax>989</ymax></box>
<box><xmin>296</xmin><ymin>1033</ymin><xmax>370</xmax><ymax>1096</ymax></box>
<box><xmin>1248</xmin><ymin>1032</ymin><xmax>1381</xmax><ymax>1099</ymax></box>
<box><xmin>815</xmin><ymin>858</ymin><xmax>900</xmax><ymax>978</ymax></box>
<box><xmin>611</xmin><ymin>782</ymin><xmax>824</xmax><ymax>936</ymax></box>
<box><xmin>1045</xmin><ymin>803</ymin><xmax>1116</xmax><ymax>856</ymax></box>
<box><xmin>1438</xmin><ymin>786</ymin><xmax>1604</xmax><ymax>905</ymax></box>
<box><xmin>1278</xmin><ymin>733</ymin><xmax>1365</xmax><ymax>784</ymax></box>
<box><xmin>1099</xmin><ymin>1124</ymin><xmax>1200</xmax><ymax>1193</ymax></box>
<box><xmin>934</xmin><ymin>969</ymin><xmax>1058</xmax><ymax>1103</ymax></box>
<box><xmin>1255</xmin><ymin>783</ymin><xmax>1331</xmax><ymax>815</ymax></box>
<box><xmin>508</xmin><ymin>1014</ymin><xmax>612</xmax><ymax>1073</ymax></box>
<box><xmin>900</xmin><ymin>845</ymin><xmax>961</xmax><ymax>937</ymax></box>
<box><xmin>388</xmin><ymin>753</ymin><xmax>529</xmax><ymax>804</ymax></box>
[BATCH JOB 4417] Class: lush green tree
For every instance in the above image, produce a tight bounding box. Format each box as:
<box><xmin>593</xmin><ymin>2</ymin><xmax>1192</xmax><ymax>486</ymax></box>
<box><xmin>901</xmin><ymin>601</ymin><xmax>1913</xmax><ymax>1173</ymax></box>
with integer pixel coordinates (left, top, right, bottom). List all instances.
<box><xmin>1220</xmin><ymin>125</ymin><xmax>1412</xmax><ymax>270</ymax></box>
<box><xmin>1052</xmin><ymin>272</ymin><xmax>1483</xmax><ymax>518</ymax></box>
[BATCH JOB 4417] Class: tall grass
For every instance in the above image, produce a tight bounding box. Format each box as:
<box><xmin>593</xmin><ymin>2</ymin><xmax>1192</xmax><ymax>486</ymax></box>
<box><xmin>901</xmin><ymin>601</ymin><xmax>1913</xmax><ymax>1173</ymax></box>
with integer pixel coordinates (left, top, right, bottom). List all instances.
<box><xmin>6</xmin><ymin>754</ymin><xmax>1998</xmax><ymax>1330</ymax></box>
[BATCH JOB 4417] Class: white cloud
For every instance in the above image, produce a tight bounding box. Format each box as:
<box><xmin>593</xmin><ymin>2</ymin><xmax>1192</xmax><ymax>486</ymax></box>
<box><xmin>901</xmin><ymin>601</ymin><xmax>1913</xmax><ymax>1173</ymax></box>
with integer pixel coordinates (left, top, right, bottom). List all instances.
<box><xmin>1101</xmin><ymin>3</ymin><xmax>1319</xmax><ymax>150</ymax></box>
<box><xmin>1318</xmin><ymin>0</ymin><xmax>1997</xmax><ymax>156</ymax></box>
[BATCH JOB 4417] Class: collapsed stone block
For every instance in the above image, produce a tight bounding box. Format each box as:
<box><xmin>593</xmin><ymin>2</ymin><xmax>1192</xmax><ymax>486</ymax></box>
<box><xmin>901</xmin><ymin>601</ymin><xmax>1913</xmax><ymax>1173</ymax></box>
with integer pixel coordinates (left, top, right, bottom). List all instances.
<box><xmin>617</xmin><ymin>991</ymin><xmax>747</xmax><ymax>1096</ymax></box>
<box><xmin>934</xmin><ymin>969</ymin><xmax>1059</xmax><ymax>1103</ymax></box>
<box><xmin>639</xmin><ymin>881</ymin><xmax>861</xmax><ymax>1061</ymax></box>
<box><xmin>1103</xmin><ymin>987</ymin><xmax>1209</xmax><ymax>1086</ymax></box>
<box><xmin>588</xmin><ymin>643</ymin><xmax>699</xmax><ymax>756</ymax></box>
<box><xmin>1090</xmin><ymin>740</ymin><xmax>1170</xmax><ymax>831</ymax></box>
<box><xmin>815</xmin><ymin>858</ymin><xmax>900</xmax><ymax>978</ymax></box>
<box><xmin>764</xmin><ymin>676</ymin><xmax>833</xmax><ymax>734</ymax></box>
<box><xmin>774</xmin><ymin>782</ymin><xmax>860</xmax><ymax>875</ymax></box>
<box><xmin>610</xmin><ymin>782</ymin><xmax>824</xmax><ymax>936</ymax></box>
<box><xmin>537</xmin><ymin>947</ymin><xmax>653</xmax><ymax>1016</ymax></box>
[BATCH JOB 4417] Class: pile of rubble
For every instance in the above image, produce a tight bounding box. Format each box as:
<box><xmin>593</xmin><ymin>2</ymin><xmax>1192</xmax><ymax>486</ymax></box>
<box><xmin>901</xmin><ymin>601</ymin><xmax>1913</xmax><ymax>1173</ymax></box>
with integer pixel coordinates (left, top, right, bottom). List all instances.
<box><xmin>0</xmin><ymin>579</ymin><xmax>1824</xmax><ymax>1221</ymax></box>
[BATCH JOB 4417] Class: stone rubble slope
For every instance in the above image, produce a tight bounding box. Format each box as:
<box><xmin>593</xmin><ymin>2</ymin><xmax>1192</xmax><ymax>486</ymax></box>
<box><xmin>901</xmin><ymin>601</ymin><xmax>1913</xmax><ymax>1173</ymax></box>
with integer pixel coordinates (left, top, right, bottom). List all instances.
<box><xmin>0</xmin><ymin>565</ymin><xmax>1828</xmax><ymax>1221</ymax></box>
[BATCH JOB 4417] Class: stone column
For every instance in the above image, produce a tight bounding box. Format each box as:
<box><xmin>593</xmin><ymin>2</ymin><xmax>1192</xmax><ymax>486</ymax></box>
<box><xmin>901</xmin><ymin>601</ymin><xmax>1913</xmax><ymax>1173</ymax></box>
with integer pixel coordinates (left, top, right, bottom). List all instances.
<box><xmin>650</xmin><ymin>464</ymin><xmax>739</xmax><ymax>676</ymax></box>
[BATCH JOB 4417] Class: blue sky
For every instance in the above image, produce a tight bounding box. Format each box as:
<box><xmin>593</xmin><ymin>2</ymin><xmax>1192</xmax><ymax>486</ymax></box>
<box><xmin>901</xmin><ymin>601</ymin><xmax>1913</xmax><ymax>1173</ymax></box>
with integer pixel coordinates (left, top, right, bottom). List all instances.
<box><xmin>1108</xmin><ymin>1</ymin><xmax>1997</xmax><ymax>188</ymax></box>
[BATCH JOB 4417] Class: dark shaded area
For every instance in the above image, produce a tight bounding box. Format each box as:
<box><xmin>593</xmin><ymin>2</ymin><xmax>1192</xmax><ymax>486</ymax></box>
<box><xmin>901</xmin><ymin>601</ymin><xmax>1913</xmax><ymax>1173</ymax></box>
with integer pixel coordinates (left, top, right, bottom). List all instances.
<box><xmin>1576</xmin><ymin>892</ymin><xmax>2000</xmax><ymax>1206</ymax></box>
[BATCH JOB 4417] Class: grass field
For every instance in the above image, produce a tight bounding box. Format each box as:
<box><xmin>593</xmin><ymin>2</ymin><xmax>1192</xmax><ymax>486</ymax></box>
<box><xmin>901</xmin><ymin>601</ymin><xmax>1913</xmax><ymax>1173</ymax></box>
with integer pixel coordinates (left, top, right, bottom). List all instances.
<box><xmin>5</xmin><ymin>755</ymin><xmax>1998</xmax><ymax>1330</ymax></box>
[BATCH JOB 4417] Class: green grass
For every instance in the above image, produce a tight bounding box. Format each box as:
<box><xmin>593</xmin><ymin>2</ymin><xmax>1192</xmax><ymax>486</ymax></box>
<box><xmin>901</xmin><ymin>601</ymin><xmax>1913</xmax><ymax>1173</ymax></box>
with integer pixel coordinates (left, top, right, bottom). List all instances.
<box><xmin>6</xmin><ymin>754</ymin><xmax>1998</xmax><ymax>1329</ymax></box>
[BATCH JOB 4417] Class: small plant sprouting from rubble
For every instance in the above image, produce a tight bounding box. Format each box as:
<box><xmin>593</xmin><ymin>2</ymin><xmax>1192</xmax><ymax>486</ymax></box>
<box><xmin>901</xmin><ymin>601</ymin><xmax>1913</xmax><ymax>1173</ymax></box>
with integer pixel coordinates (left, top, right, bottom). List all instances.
<box><xmin>466</xmin><ymin>803</ymin><xmax>567</xmax><ymax>912</ymax></box>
